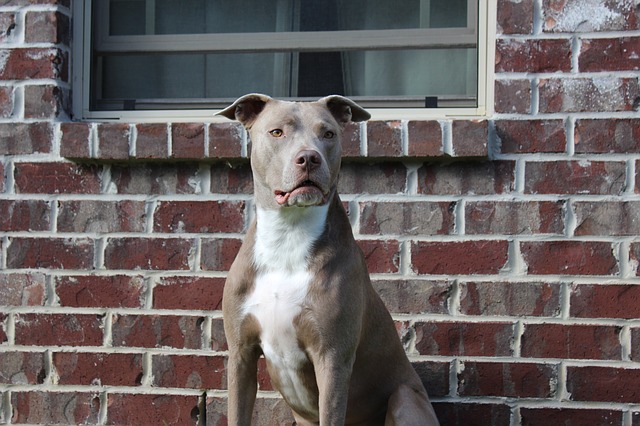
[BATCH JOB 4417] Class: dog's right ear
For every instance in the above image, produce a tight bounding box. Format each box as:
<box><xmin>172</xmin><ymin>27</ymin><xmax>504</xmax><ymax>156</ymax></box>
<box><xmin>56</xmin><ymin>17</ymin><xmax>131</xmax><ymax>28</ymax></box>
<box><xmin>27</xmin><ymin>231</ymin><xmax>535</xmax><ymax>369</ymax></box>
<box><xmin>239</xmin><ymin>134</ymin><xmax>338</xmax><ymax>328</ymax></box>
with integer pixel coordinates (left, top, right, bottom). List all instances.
<box><xmin>216</xmin><ymin>93</ymin><xmax>272</xmax><ymax>128</ymax></box>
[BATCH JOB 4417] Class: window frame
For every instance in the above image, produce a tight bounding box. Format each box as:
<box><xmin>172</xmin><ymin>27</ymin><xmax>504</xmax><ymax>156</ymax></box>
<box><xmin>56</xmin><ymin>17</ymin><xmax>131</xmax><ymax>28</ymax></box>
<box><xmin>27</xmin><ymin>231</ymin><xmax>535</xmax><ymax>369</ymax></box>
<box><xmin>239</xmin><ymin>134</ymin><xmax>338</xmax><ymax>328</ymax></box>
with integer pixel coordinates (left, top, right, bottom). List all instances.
<box><xmin>72</xmin><ymin>0</ymin><xmax>496</xmax><ymax>122</ymax></box>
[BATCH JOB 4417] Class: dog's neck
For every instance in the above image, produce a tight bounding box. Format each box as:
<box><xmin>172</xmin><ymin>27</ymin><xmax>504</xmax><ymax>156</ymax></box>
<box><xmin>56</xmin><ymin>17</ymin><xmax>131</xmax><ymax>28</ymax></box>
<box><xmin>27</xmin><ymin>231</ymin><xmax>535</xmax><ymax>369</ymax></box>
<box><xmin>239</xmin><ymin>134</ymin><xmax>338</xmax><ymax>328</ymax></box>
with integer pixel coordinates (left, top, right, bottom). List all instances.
<box><xmin>253</xmin><ymin>201</ymin><xmax>330</xmax><ymax>273</ymax></box>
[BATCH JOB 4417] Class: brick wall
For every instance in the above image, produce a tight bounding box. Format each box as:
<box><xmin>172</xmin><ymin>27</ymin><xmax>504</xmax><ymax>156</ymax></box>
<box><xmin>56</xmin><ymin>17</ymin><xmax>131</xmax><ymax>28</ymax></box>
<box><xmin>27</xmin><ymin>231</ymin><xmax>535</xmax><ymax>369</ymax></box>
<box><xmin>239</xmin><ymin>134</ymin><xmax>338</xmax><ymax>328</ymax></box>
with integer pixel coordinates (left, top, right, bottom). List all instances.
<box><xmin>1</xmin><ymin>0</ymin><xmax>639</xmax><ymax>424</ymax></box>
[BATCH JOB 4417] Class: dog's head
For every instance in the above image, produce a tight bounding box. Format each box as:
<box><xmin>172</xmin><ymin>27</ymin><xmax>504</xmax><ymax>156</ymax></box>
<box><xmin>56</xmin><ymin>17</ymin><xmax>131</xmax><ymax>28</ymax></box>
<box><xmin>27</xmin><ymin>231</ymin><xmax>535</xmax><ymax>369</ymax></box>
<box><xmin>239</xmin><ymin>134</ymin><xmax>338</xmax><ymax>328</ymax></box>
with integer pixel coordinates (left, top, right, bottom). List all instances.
<box><xmin>218</xmin><ymin>94</ymin><xmax>370</xmax><ymax>209</ymax></box>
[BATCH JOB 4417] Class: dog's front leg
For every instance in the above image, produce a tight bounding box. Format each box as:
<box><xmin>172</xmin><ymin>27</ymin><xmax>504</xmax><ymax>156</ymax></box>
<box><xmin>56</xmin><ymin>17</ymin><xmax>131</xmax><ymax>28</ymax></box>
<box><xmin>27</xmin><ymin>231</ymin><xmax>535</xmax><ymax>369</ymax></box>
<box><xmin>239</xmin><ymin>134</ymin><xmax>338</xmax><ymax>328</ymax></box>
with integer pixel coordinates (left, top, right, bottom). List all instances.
<box><xmin>226</xmin><ymin>347</ymin><xmax>259</xmax><ymax>425</ymax></box>
<box><xmin>313</xmin><ymin>353</ymin><xmax>355</xmax><ymax>425</ymax></box>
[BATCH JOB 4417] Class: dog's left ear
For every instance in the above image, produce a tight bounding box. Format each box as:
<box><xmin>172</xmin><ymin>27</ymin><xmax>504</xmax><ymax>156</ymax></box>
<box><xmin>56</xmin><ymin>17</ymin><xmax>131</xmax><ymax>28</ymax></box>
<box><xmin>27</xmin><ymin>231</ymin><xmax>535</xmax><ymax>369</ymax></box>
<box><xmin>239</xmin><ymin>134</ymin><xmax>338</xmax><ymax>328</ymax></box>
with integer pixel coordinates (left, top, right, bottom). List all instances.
<box><xmin>320</xmin><ymin>95</ymin><xmax>371</xmax><ymax>125</ymax></box>
<box><xmin>217</xmin><ymin>93</ymin><xmax>273</xmax><ymax>128</ymax></box>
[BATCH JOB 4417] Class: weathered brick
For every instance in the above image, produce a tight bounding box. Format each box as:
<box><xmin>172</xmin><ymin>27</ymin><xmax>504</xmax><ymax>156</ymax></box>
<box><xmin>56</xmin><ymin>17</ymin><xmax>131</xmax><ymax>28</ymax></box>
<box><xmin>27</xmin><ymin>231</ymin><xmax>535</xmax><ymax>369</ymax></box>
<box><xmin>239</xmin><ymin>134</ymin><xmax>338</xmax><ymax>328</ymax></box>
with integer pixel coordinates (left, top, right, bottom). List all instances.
<box><xmin>494</xmin><ymin>79</ymin><xmax>531</xmax><ymax>114</ymax></box>
<box><xmin>24</xmin><ymin>85</ymin><xmax>64</xmax><ymax>119</ymax></box>
<box><xmin>0</xmin><ymin>273</ymin><xmax>46</xmax><ymax>306</ymax></box>
<box><xmin>418</xmin><ymin>161</ymin><xmax>516</xmax><ymax>196</ymax></box>
<box><xmin>338</xmin><ymin>162</ymin><xmax>406</xmax><ymax>195</ymax></box>
<box><xmin>109</xmin><ymin>164</ymin><xmax>200</xmax><ymax>194</ymax></box>
<box><xmin>367</xmin><ymin>121</ymin><xmax>402</xmax><ymax>157</ymax></box>
<box><xmin>210</xmin><ymin>162</ymin><xmax>253</xmax><ymax>194</ymax></box>
<box><xmin>14</xmin><ymin>313</ymin><xmax>104</xmax><ymax>346</ymax></box>
<box><xmin>407</xmin><ymin>121</ymin><xmax>442</xmax><ymax>157</ymax></box>
<box><xmin>60</xmin><ymin>122</ymin><xmax>91</xmax><ymax>158</ymax></box>
<box><xmin>107</xmin><ymin>393</ymin><xmax>201</xmax><ymax>425</ymax></box>
<box><xmin>207</xmin><ymin>397</ymin><xmax>295</xmax><ymax>426</ymax></box>
<box><xmin>575</xmin><ymin>119</ymin><xmax>640</xmax><ymax>153</ymax></box>
<box><xmin>458</xmin><ymin>362</ymin><xmax>556</xmax><ymax>398</ymax></box>
<box><xmin>172</xmin><ymin>122</ymin><xmax>205</xmax><ymax>158</ymax></box>
<box><xmin>211</xmin><ymin>318</ymin><xmax>227</xmax><ymax>351</ymax></box>
<box><xmin>571</xmin><ymin>284</ymin><xmax>640</xmax><ymax>319</ymax></box>
<box><xmin>495</xmin><ymin>38</ymin><xmax>571</xmax><ymax>73</ymax></box>
<box><xmin>104</xmin><ymin>237</ymin><xmax>193</xmax><ymax>270</ymax></box>
<box><xmin>525</xmin><ymin>161</ymin><xmax>626</xmax><ymax>195</ymax></box>
<box><xmin>0</xmin><ymin>351</ymin><xmax>45</xmax><ymax>384</ymax></box>
<box><xmin>0</xmin><ymin>122</ymin><xmax>52</xmax><ymax>155</ymax></box>
<box><xmin>521</xmin><ymin>324</ymin><xmax>621</xmax><ymax>360</ymax></box>
<box><xmin>633</xmin><ymin>328</ymin><xmax>640</xmax><ymax>361</ymax></box>
<box><xmin>521</xmin><ymin>408</ymin><xmax>623</xmax><ymax>426</ymax></box>
<box><xmin>0</xmin><ymin>162</ymin><xmax>4</xmax><ymax>193</ymax></box>
<box><xmin>338</xmin><ymin>121</ymin><xmax>361</xmax><ymax>158</ymax></box>
<box><xmin>574</xmin><ymin>201</ymin><xmax>640</xmax><ymax>236</ymax></box>
<box><xmin>152</xmin><ymin>354</ymin><xmax>225</xmax><ymax>389</ymax></box>
<box><xmin>539</xmin><ymin>77</ymin><xmax>639</xmax><ymax>113</ymax></box>
<box><xmin>373</xmin><ymin>279</ymin><xmax>451</xmax><ymax>315</ymax></box>
<box><xmin>581</xmin><ymin>37</ymin><xmax>640</xmax><ymax>72</ymax></box>
<box><xmin>111</xmin><ymin>314</ymin><xmax>203</xmax><ymax>349</ymax></box>
<box><xmin>55</xmin><ymin>275</ymin><xmax>146</xmax><ymax>308</ymax></box>
<box><xmin>97</xmin><ymin>123</ymin><xmax>130</xmax><ymax>160</ymax></box>
<box><xmin>154</xmin><ymin>276</ymin><xmax>224</xmax><ymax>311</ymax></box>
<box><xmin>200</xmin><ymin>238</ymin><xmax>242</xmax><ymax>272</ymax></box>
<box><xmin>0</xmin><ymin>199</ymin><xmax>50</xmax><ymax>231</ymax></box>
<box><xmin>359</xmin><ymin>201</ymin><xmax>454</xmax><ymax>236</ymax></box>
<box><xmin>11</xmin><ymin>392</ymin><xmax>100</xmax><ymax>425</ymax></box>
<box><xmin>57</xmin><ymin>200</ymin><xmax>146</xmax><ymax>233</ymax></box>
<box><xmin>134</xmin><ymin>123</ymin><xmax>168</xmax><ymax>159</ymax></box>
<box><xmin>412</xmin><ymin>361</ymin><xmax>450</xmax><ymax>397</ymax></box>
<box><xmin>14</xmin><ymin>162</ymin><xmax>101</xmax><ymax>194</ymax></box>
<box><xmin>415</xmin><ymin>321</ymin><xmax>514</xmax><ymax>357</ymax></box>
<box><xmin>459</xmin><ymin>282</ymin><xmax>561</xmax><ymax>317</ymax></box>
<box><xmin>209</xmin><ymin>122</ymin><xmax>243</xmax><ymax>158</ymax></box>
<box><xmin>25</xmin><ymin>11</ymin><xmax>70</xmax><ymax>44</ymax></box>
<box><xmin>411</xmin><ymin>240</ymin><xmax>509</xmax><ymax>275</ymax></box>
<box><xmin>543</xmin><ymin>0</ymin><xmax>640</xmax><ymax>32</ymax></box>
<box><xmin>567</xmin><ymin>366</ymin><xmax>640</xmax><ymax>403</ymax></box>
<box><xmin>466</xmin><ymin>201</ymin><xmax>564</xmax><ymax>235</ymax></box>
<box><xmin>521</xmin><ymin>241</ymin><xmax>618</xmax><ymax>276</ymax></box>
<box><xmin>0</xmin><ymin>48</ymin><xmax>67</xmax><ymax>81</ymax></box>
<box><xmin>496</xmin><ymin>119</ymin><xmax>566</xmax><ymax>154</ymax></box>
<box><xmin>452</xmin><ymin>120</ymin><xmax>488</xmax><ymax>157</ymax></box>
<box><xmin>0</xmin><ymin>85</ymin><xmax>13</xmax><ymax>117</ymax></box>
<box><xmin>53</xmin><ymin>352</ymin><xmax>142</xmax><ymax>386</ymax></box>
<box><xmin>7</xmin><ymin>237</ymin><xmax>94</xmax><ymax>270</ymax></box>
<box><xmin>433</xmin><ymin>403</ymin><xmax>511</xmax><ymax>426</ymax></box>
<box><xmin>357</xmin><ymin>239</ymin><xmax>400</xmax><ymax>273</ymax></box>
<box><xmin>0</xmin><ymin>12</ymin><xmax>16</xmax><ymax>43</ymax></box>
<box><xmin>154</xmin><ymin>200</ymin><xmax>245</xmax><ymax>233</ymax></box>
<box><xmin>497</xmin><ymin>0</ymin><xmax>534</xmax><ymax>34</ymax></box>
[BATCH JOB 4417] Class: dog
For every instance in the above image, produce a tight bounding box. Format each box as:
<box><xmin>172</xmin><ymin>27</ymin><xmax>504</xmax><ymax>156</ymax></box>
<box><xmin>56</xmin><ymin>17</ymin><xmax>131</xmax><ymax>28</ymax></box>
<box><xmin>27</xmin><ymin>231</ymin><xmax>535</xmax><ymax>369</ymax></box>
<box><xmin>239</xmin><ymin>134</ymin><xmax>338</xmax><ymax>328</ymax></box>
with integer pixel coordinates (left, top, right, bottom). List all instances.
<box><xmin>219</xmin><ymin>94</ymin><xmax>440</xmax><ymax>425</ymax></box>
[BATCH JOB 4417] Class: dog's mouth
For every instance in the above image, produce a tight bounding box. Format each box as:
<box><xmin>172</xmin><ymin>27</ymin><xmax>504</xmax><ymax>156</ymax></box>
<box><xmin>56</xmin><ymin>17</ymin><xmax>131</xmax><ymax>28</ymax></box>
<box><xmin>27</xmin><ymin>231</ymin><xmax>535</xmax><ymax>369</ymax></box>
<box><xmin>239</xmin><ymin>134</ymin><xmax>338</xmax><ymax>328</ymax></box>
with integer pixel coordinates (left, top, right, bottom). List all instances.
<box><xmin>275</xmin><ymin>180</ymin><xmax>326</xmax><ymax>206</ymax></box>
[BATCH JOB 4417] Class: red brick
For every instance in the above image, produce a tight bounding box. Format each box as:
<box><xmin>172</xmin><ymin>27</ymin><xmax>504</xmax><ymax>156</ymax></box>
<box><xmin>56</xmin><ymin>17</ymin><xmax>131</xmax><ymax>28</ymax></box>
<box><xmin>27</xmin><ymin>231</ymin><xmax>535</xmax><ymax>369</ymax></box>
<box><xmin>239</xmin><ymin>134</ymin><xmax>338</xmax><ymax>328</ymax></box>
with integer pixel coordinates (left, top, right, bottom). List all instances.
<box><xmin>539</xmin><ymin>77</ymin><xmax>639</xmax><ymax>113</ymax></box>
<box><xmin>0</xmin><ymin>199</ymin><xmax>50</xmax><ymax>231</ymax></box>
<box><xmin>575</xmin><ymin>119</ymin><xmax>640</xmax><ymax>153</ymax></box>
<box><xmin>211</xmin><ymin>318</ymin><xmax>227</xmax><ymax>351</ymax></box>
<box><xmin>55</xmin><ymin>275</ymin><xmax>146</xmax><ymax>308</ymax></box>
<box><xmin>14</xmin><ymin>162</ymin><xmax>101</xmax><ymax>194</ymax></box>
<box><xmin>633</xmin><ymin>328</ymin><xmax>640</xmax><ymax>361</ymax></box>
<box><xmin>495</xmin><ymin>38</ymin><xmax>571</xmax><ymax>73</ymax></box>
<box><xmin>407</xmin><ymin>120</ymin><xmax>442</xmax><ymax>157</ymax></box>
<box><xmin>338</xmin><ymin>162</ymin><xmax>407</xmax><ymax>195</ymax></box>
<box><xmin>0</xmin><ymin>351</ymin><xmax>45</xmax><ymax>384</ymax></box>
<box><xmin>0</xmin><ymin>85</ymin><xmax>13</xmax><ymax>117</ymax></box>
<box><xmin>418</xmin><ymin>161</ymin><xmax>516</xmax><ymax>195</ymax></box>
<box><xmin>0</xmin><ymin>122</ymin><xmax>52</xmax><ymax>154</ymax></box>
<box><xmin>25</xmin><ymin>11</ymin><xmax>69</xmax><ymax>44</ymax></box>
<box><xmin>494</xmin><ymin>79</ymin><xmax>531</xmax><ymax>114</ymax></box>
<box><xmin>574</xmin><ymin>201</ymin><xmax>640</xmax><ymax>236</ymax></box>
<box><xmin>60</xmin><ymin>122</ymin><xmax>91</xmax><ymax>158</ymax></box>
<box><xmin>14</xmin><ymin>313</ymin><xmax>104</xmax><ymax>346</ymax></box>
<box><xmin>411</xmin><ymin>240</ymin><xmax>509</xmax><ymax>275</ymax></box>
<box><xmin>24</xmin><ymin>85</ymin><xmax>65</xmax><ymax>119</ymax></box>
<box><xmin>359</xmin><ymin>201</ymin><xmax>454</xmax><ymax>235</ymax></box>
<box><xmin>172</xmin><ymin>122</ymin><xmax>205</xmax><ymax>158</ymax></box>
<box><xmin>0</xmin><ymin>273</ymin><xmax>46</xmax><ymax>306</ymax></box>
<box><xmin>567</xmin><ymin>366</ymin><xmax>640</xmax><ymax>403</ymax></box>
<box><xmin>0</xmin><ymin>48</ymin><xmax>67</xmax><ymax>81</ymax></box>
<box><xmin>107</xmin><ymin>393</ymin><xmax>201</xmax><ymax>425</ymax></box>
<box><xmin>412</xmin><ymin>361</ymin><xmax>450</xmax><ymax>397</ymax></box>
<box><xmin>135</xmin><ymin>123</ymin><xmax>168</xmax><ymax>159</ymax></box>
<box><xmin>460</xmin><ymin>282</ymin><xmax>560</xmax><ymax>317</ymax></box>
<box><xmin>496</xmin><ymin>119</ymin><xmax>566</xmax><ymax>154</ymax></box>
<box><xmin>521</xmin><ymin>408</ymin><xmax>623</xmax><ymax>426</ymax></box>
<box><xmin>7</xmin><ymin>237</ymin><xmax>94</xmax><ymax>270</ymax></box>
<box><xmin>154</xmin><ymin>200</ymin><xmax>245</xmax><ymax>233</ymax></box>
<box><xmin>109</xmin><ymin>164</ymin><xmax>200</xmax><ymax>194</ymax></box>
<box><xmin>415</xmin><ymin>321</ymin><xmax>513</xmax><ymax>357</ymax></box>
<box><xmin>57</xmin><ymin>199</ymin><xmax>146</xmax><ymax>233</ymax></box>
<box><xmin>207</xmin><ymin>396</ymin><xmax>295</xmax><ymax>426</ymax></box>
<box><xmin>11</xmin><ymin>392</ymin><xmax>100</xmax><ymax>425</ymax></box>
<box><xmin>458</xmin><ymin>362</ymin><xmax>556</xmax><ymax>398</ymax></box>
<box><xmin>111</xmin><ymin>314</ymin><xmax>203</xmax><ymax>349</ymax></box>
<box><xmin>154</xmin><ymin>276</ymin><xmax>224</xmax><ymax>311</ymax></box>
<box><xmin>373</xmin><ymin>279</ymin><xmax>451</xmax><ymax>315</ymax></box>
<box><xmin>522</xmin><ymin>324</ymin><xmax>621</xmax><ymax>360</ymax></box>
<box><xmin>152</xmin><ymin>354</ymin><xmax>226</xmax><ymax>389</ymax></box>
<box><xmin>525</xmin><ymin>161</ymin><xmax>626</xmax><ymax>195</ymax></box>
<box><xmin>571</xmin><ymin>284</ymin><xmax>640</xmax><ymax>319</ymax></box>
<box><xmin>497</xmin><ymin>0</ymin><xmax>534</xmax><ymax>34</ymax></box>
<box><xmin>53</xmin><ymin>352</ymin><xmax>142</xmax><ymax>386</ymax></box>
<box><xmin>256</xmin><ymin>357</ymin><xmax>273</xmax><ymax>391</ymax></box>
<box><xmin>357</xmin><ymin>239</ymin><xmax>400</xmax><ymax>273</ymax></box>
<box><xmin>452</xmin><ymin>120</ymin><xmax>488</xmax><ymax>157</ymax></box>
<box><xmin>200</xmin><ymin>238</ymin><xmax>242</xmax><ymax>272</ymax></box>
<box><xmin>434</xmin><ymin>403</ymin><xmax>511</xmax><ymax>426</ymax></box>
<box><xmin>209</xmin><ymin>122</ymin><xmax>243</xmax><ymax>158</ymax></box>
<box><xmin>466</xmin><ymin>201</ymin><xmax>564</xmax><ymax>235</ymax></box>
<box><xmin>210</xmin><ymin>162</ymin><xmax>253</xmax><ymax>194</ymax></box>
<box><xmin>367</xmin><ymin>121</ymin><xmax>402</xmax><ymax>157</ymax></box>
<box><xmin>104</xmin><ymin>237</ymin><xmax>193</xmax><ymax>270</ymax></box>
<box><xmin>543</xmin><ymin>0</ymin><xmax>640</xmax><ymax>32</ymax></box>
<box><xmin>521</xmin><ymin>241</ymin><xmax>618</xmax><ymax>276</ymax></box>
<box><xmin>581</xmin><ymin>37</ymin><xmax>640</xmax><ymax>72</ymax></box>
<box><xmin>97</xmin><ymin>123</ymin><xmax>130</xmax><ymax>160</ymax></box>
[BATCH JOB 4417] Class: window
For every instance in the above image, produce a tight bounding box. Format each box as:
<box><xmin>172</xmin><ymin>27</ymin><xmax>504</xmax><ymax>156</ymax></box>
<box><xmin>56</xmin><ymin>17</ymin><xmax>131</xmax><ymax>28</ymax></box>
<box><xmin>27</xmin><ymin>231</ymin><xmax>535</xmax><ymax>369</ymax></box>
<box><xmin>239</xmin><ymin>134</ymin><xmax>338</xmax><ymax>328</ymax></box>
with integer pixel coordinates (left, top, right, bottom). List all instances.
<box><xmin>74</xmin><ymin>0</ymin><xmax>495</xmax><ymax>120</ymax></box>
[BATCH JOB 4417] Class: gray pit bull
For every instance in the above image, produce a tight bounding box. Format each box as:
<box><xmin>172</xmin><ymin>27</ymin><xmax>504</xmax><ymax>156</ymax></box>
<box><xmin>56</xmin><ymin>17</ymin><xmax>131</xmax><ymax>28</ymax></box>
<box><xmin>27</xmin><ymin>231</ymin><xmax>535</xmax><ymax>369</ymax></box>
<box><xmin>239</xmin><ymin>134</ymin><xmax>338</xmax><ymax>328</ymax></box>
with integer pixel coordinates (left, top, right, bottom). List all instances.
<box><xmin>219</xmin><ymin>94</ymin><xmax>440</xmax><ymax>425</ymax></box>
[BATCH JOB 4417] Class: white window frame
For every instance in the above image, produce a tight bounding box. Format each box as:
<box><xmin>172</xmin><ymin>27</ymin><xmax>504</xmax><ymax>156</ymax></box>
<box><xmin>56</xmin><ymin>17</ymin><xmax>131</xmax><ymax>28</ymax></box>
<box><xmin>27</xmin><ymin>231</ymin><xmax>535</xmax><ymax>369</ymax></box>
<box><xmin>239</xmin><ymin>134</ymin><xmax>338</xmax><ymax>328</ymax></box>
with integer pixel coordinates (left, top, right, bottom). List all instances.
<box><xmin>72</xmin><ymin>0</ymin><xmax>496</xmax><ymax>122</ymax></box>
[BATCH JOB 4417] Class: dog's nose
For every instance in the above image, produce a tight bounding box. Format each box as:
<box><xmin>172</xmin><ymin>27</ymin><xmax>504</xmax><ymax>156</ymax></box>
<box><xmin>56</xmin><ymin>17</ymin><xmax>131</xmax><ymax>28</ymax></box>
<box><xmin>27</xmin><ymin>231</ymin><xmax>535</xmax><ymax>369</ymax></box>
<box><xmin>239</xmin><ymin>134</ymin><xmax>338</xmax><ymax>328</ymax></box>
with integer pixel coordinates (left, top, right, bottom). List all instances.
<box><xmin>295</xmin><ymin>150</ymin><xmax>322</xmax><ymax>171</ymax></box>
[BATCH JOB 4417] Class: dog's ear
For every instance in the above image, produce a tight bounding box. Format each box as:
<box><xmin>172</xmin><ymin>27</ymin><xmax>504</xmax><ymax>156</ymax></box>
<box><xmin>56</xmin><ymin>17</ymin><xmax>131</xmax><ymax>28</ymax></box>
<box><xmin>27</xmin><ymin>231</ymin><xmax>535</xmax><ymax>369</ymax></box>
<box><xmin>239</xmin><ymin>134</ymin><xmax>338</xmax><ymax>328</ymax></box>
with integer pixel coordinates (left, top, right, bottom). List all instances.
<box><xmin>320</xmin><ymin>95</ymin><xmax>371</xmax><ymax>125</ymax></box>
<box><xmin>217</xmin><ymin>93</ymin><xmax>272</xmax><ymax>128</ymax></box>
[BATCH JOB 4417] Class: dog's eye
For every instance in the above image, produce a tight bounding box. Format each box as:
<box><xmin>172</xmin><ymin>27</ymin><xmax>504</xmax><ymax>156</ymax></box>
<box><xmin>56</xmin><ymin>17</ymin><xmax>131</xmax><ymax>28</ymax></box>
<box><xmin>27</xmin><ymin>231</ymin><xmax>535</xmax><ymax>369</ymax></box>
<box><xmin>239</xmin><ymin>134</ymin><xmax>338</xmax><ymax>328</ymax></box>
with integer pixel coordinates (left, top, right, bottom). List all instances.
<box><xmin>324</xmin><ymin>131</ymin><xmax>335</xmax><ymax>139</ymax></box>
<box><xmin>269</xmin><ymin>129</ymin><xmax>284</xmax><ymax>138</ymax></box>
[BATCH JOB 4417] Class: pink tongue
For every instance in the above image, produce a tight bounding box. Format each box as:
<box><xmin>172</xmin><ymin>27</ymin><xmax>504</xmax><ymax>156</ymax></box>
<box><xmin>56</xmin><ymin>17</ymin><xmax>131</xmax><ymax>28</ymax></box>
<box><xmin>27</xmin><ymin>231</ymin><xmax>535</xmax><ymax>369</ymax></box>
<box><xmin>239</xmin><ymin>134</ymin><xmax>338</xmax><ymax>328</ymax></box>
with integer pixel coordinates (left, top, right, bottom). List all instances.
<box><xmin>275</xmin><ymin>192</ymin><xmax>290</xmax><ymax>205</ymax></box>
